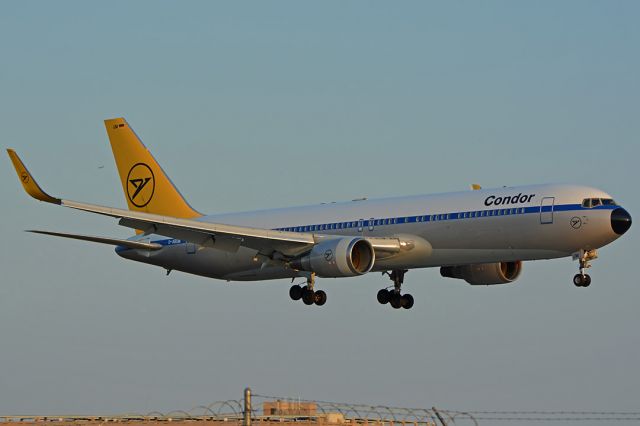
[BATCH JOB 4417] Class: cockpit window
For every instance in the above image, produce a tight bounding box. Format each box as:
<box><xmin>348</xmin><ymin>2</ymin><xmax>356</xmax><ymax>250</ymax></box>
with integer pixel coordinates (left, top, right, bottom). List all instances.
<box><xmin>582</xmin><ymin>198</ymin><xmax>617</xmax><ymax>208</ymax></box>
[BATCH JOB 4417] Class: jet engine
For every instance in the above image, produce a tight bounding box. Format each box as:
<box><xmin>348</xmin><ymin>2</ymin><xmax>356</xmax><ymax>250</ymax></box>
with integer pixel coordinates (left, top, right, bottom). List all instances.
<box><xmin>290</xmin><ymin>237</ymin><xmax>375</xmax><ymax>278</ymax></box>
<box><xmin>440</xmin><ymin>261</ymin><xmax>522</xmax><ymax>285</ymax></box>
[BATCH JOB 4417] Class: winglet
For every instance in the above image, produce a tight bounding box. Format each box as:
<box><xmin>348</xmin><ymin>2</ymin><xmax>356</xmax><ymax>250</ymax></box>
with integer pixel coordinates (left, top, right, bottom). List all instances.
<box><xmin>6</xmin><ymin>149</ymin><xmax>61</xmax><ymax>204</ymax></box>
<box><xmin>470</xmin><ymin>184</ymin><xmax>482</xmax><ymax>191</ymax></box>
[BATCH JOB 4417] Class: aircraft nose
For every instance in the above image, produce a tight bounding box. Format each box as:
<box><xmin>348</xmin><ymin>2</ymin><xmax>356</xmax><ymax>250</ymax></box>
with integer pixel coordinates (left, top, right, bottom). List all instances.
<box><xmin>611</xmin><ymin>207</ymin><xmax>632</xmax><ymax>235</ymax></box>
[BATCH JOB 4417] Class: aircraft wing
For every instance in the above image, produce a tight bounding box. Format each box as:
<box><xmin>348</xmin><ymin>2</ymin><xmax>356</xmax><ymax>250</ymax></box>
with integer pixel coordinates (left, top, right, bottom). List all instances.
<box><xmin>8</xmin><ymin>149</ymin><xmax>401</xmax><ymax>257</ymax></box>
<box><xmin>63</xmin><ymin>199</ymin><xmax>316</xmax><ymax>256</ymax></box>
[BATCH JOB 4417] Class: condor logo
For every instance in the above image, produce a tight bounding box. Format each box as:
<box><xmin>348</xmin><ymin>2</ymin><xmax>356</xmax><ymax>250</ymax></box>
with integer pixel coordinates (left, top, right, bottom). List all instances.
<box><xmin>485</xmin><ymin>193</ymin><xmax>535</xmax><ymax>207</ymax></box>
<box><xmin>126</xmin><ymin>163</ymin><xmax>155</xmax><ymax>207</ymax></box>
<box><xmin>324</xmin><ymin>249</ymin><xmax>334</xmax><ymax>262</ymax></box>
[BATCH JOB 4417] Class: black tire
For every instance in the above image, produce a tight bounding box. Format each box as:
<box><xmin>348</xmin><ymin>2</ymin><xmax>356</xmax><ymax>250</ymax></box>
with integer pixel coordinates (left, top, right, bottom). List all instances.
<box><xmin>302</xmin><ymin>289</ymin><xmax>315</xmax><ymax>305</ymax></box>
<box><xmin>583</xmin><ymin>274</ymin><xmax>592</xmax><ymax>287</ymax></box>
<box><xmin>390</xmin><ymin>294</ymin><xmax>402</xmax><ymax>309</ymax></box>
<box><xmin>401</xmin><ymin>294</ymin><xmax>414</xmax><ymax>309</ymax></box>
<box><xmin>573</xmin><ymin>274</ymin><xmax>584</xmax><ymax>287</ymax></box>
<box><xmin>377</xmin><ymin>289</ymin><xmax>390</xmax><ymax>304</ymax></box>
<box><xmin>314</xmin><ymin>290</ymin><xmax>327</xmax><ymax>306</ymax></box>
<box><xmin>289</xmin><ymin>285</ymin><xmax>303</xmax><ymax>300</ymax></box>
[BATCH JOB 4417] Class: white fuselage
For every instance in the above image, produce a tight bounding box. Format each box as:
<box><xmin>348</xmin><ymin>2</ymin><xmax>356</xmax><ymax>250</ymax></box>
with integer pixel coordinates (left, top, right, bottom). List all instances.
<box><xmin>117</xmin><ymin>183</ymin><xmax>625</xmax><ymax>281</ymax></box>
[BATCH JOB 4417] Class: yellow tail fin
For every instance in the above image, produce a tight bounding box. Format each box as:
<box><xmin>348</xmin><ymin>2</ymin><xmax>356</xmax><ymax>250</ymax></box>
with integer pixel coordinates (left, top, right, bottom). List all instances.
<box><xmin>105</xmin><ymin>118</ymin><xmax>201</xmax><ymax>219</ymax></box>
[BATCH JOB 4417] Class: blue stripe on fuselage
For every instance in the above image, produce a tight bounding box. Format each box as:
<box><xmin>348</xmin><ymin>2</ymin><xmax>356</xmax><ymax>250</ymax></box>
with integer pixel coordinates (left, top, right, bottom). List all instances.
<box><xmin>115</xmin><ymin>203</ymin><xmax>618</xmax><ymax>253</ymax></box>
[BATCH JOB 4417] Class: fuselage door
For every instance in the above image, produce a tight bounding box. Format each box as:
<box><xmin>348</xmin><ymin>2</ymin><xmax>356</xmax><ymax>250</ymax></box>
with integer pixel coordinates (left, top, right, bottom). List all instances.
<box><xmin>540</xmin><ymin>197</ymin><xmax>555</xmax><ymax>224</ymax></box>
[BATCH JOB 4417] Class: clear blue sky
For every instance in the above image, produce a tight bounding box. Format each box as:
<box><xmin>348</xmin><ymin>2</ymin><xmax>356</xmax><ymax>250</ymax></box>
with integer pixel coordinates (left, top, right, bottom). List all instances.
<box><xmin>1</xmin><ymin>0</ymin><xmax>639</xmax><ymax>420</ymax></box>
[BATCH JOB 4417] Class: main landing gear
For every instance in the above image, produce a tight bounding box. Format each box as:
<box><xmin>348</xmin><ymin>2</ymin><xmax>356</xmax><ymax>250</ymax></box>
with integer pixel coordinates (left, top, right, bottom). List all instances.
<box><xmin>377</xmin><ymin>269</ymin><xmax>414</xmax><ymax>310</ymax></box>
<box><xmin>573</xmin><ymin>249</ymin><xmax>597</xmax><ymax>288</ymax></box>
<box><xmin>289</xmin><ymin>273</ymin><xmax>327</xmax><ymax>306</ymax></box>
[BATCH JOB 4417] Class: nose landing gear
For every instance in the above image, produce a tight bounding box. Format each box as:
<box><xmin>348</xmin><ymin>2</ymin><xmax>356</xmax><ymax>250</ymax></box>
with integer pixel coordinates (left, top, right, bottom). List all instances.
<box><xmin>573</xmin><ymin>273</ymin><xmax>591</xmax><ymax>287</ymax></box>
<box><xmin>289</xmin><ymin>273</ymin><xmax>327</xmax><ymax>306</ymax></box>
<box><xmin>378</xmin><ymin>269</ymin><xmax>414</xmax><ymax>309</ymax></box>
<box><xmin>572</xmin><ymin>249</ymin><xmax>597</xmax><ymax>288</ymax></box>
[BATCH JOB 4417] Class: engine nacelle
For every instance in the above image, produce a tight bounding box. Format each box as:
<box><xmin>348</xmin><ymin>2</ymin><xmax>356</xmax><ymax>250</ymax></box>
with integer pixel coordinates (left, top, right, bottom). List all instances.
<box><xmin>440</xmin><ymin>261</ymin><xmax>522</xmax><ymax>285</ymax></box>
<box><xmin>290</xmin><ymin>237</ymin><xmax>375</xmax><ymax>278</ymax></box>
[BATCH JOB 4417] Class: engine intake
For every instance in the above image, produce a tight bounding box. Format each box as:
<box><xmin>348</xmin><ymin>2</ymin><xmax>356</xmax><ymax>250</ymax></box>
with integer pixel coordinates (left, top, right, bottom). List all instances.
<box><xmin>440</xmin><ymin>261</ymin><xmax>522</xmax><ymax>285</ymax></box>
<box><xmin>291</xmin><ymin>237</ymin><xmax>375</xmax><ymax>278</ymax></box>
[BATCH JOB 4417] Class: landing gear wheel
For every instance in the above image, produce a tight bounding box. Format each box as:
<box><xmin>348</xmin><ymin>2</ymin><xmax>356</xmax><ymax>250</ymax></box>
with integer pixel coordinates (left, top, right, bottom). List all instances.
<box><xmin>573</xmin><ymin>274</ymin><xmax>583</xmax><ymax>287</ymax></box>
<box><xmin>302</xmin><ymin>289</ymin><xmax>315</xmax><ymax>305</ymax></box>
<box><xmin>313</xmin><ymin>290</ymin><xmax>327</xmax><ymax>306</ymax></box>
<box><xmin>289</xmin><ymin>285</ymin><xmax>303</xmax><ymax>300</ymax></box>
<box><xmin>382</xmin><ymin>269</ymin><xmax>413</xmax><ymax>310</ymax></box>
<box><xmin>401</xmin><ymin>294</ymin><xmax>414</xmax><ymax>309</ymax></box>
<box><xmin>390</xmin><ymin>293</ymin><xmax>402</xmax><ymax>309</ymax></box>
<box><xmin>377</xmin><ymin>289</ymin><xmax>390</xmax><ymax>304</ymax></box>
<box><xmin>573</xmin><ymin>274</ymin><xmax>591</xmax><ymax>287</ymax></box>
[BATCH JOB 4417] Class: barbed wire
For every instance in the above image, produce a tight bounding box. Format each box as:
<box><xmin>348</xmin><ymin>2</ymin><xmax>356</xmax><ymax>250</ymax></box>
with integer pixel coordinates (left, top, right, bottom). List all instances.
<box><xmin>472</xmin><ymin>417</ymin><xmax>640</xmax><ymax>421</ymax></box>
<box><xmin>453</xmin><ymin>411</ymin><xmax>640</xmax><ymax>415</ymax></box>
<box><xmin>251</xmin><ymin>394</ymin><xmax>640</xmax><ymax>423</ymax></box>
<box><xmin>3</xmin><ymin>395</ymin><xmax>639</xmax><ymax>425</ymax></box>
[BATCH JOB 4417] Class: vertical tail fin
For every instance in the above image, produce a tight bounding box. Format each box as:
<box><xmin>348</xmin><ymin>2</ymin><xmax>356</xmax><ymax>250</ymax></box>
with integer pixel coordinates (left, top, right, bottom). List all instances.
<box><xmin>105</xmin><ymin>118</ymin><xmax>201</xmax><ymax>219</ymax></box>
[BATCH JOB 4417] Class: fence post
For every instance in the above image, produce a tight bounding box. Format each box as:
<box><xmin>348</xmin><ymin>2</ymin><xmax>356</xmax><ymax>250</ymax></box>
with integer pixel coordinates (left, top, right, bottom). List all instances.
<box><xmin>244</xmin><ymin>387</ymin><xmax>252</xmax><ymax>426</ymax></box>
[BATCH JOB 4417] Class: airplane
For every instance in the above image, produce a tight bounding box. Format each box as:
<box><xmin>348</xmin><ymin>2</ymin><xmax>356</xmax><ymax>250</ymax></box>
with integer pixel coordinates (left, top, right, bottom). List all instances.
<box><xmin>7</xmin><ymin>118</ymin><xmax>632</xmax><ymax>310</ymax></box>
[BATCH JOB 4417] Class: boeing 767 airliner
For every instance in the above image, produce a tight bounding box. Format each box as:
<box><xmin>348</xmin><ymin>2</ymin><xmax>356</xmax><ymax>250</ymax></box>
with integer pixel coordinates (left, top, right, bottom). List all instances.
<box><xmin>7</xmin><ymin>118</ymin><xmax>632</xmax><ymax>310</ymax></box>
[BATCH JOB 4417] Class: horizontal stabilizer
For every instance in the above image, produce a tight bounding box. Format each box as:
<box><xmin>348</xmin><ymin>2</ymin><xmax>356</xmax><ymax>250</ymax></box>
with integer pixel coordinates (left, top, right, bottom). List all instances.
<box><xmin>27</xmin><ymin>230</ymin><xmax>162</xmax><ymax>251</ymax></box>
